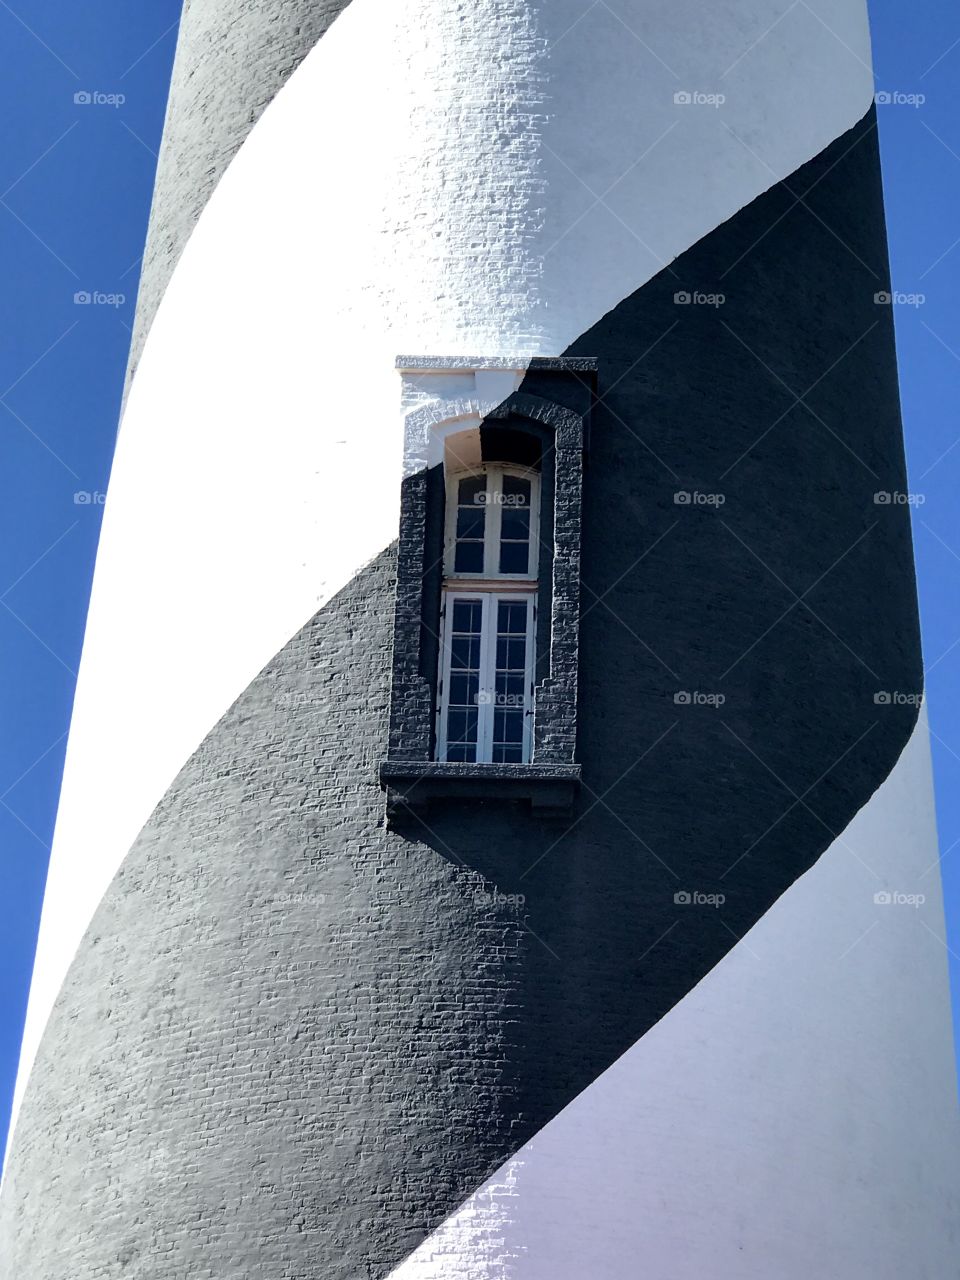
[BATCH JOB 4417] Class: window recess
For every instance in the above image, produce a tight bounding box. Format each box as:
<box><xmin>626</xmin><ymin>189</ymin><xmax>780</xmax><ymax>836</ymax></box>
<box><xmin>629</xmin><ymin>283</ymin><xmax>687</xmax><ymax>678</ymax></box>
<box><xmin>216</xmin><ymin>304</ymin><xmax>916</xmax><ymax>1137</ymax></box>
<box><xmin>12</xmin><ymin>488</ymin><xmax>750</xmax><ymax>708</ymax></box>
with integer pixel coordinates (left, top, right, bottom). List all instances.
<box><xmin>380</xmin><ymin>356</ymin><xmax>596</xmax><ymax>818</ymax></box>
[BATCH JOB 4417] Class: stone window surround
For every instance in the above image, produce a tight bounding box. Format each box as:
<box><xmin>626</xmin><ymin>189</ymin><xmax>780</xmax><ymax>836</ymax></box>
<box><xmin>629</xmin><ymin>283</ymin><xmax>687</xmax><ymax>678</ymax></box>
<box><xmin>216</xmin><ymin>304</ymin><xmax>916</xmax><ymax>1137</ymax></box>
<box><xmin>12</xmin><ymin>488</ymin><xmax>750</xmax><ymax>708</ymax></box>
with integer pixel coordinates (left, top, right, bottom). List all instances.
<box><xmin>380</xmin><ymin>355</ymin><xmax>596</xmax><ymax>817</ymax></box>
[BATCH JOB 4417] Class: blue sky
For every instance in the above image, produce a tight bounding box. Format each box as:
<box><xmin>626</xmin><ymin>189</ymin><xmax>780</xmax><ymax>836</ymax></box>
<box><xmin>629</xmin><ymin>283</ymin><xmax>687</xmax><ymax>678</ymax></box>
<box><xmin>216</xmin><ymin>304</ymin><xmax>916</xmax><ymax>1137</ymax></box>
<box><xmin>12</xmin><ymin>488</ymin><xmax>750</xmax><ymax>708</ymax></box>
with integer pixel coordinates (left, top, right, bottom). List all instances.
<box><xmin>1</xmin><ymin>0</ymin><xmax>959</xmax><ymax>1162</ymax></box>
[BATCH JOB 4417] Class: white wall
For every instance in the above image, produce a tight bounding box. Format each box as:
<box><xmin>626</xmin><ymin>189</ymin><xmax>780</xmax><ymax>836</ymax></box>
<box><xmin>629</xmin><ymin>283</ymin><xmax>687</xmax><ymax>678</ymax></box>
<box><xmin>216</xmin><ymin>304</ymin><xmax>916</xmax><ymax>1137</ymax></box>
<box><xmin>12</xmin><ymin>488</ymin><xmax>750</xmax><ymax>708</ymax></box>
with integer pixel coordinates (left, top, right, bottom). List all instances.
<box><xmin>12</xmin><ymin>0</ymin><xmax>876</xmax><ymax>1147</ymax></box>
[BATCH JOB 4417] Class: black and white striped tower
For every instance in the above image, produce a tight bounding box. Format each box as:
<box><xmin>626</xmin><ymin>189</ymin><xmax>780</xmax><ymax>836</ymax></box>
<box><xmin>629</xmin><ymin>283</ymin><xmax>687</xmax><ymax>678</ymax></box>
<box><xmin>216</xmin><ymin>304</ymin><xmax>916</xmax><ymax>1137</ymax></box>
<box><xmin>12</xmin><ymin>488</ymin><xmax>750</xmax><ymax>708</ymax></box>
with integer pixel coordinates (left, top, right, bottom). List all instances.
<box><xmin>2</xmin><ymin>1</ymin><xmax>958</xmax><ymax>1276</ymax></box>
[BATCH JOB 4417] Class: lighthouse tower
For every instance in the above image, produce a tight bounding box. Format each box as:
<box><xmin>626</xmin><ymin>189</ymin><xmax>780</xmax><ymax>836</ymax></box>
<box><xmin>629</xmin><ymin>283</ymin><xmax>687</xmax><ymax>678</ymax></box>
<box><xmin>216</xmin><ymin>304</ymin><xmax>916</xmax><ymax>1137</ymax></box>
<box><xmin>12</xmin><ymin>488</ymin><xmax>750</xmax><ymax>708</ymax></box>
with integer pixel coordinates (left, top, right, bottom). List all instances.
<box><xmin>2</xmin><ymin>1</ymin><xmax>958</xmax><ymax>1276</ymax></box>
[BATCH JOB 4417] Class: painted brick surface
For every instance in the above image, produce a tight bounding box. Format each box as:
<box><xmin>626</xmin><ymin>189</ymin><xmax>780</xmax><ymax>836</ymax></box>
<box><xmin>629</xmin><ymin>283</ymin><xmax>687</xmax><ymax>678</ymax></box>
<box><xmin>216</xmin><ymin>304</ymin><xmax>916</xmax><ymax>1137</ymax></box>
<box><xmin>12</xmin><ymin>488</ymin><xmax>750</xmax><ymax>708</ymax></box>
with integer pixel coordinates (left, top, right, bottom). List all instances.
<box><xmin>124</xmin><ymin>0</ymin><xmax>350</xmax><ymax>399</ymax></box>
<box><xmin>0</xmin><ymin>549</ymin><xmax>534</xmax><ymax>1279</ymax></box>
<box><xmin>19</xmin><ymin>0</ymin><xmax>883</xmax><ymax>1127</ymax></box>
<box><xmin>0</xmin><ymin>112</ymin><xmax>928</xmax><ymax>1278</ymax></box>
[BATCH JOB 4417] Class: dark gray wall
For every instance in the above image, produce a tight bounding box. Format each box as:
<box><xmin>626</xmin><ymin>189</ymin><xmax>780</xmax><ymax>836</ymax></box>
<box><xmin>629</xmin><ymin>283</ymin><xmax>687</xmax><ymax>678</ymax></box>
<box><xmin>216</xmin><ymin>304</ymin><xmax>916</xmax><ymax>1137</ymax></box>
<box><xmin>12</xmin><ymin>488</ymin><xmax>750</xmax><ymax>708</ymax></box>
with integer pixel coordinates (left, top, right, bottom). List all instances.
<box><xmin>0</xmin><ymin>110</ymin><xmax>923</xmax><ymax>1278</ymax></box>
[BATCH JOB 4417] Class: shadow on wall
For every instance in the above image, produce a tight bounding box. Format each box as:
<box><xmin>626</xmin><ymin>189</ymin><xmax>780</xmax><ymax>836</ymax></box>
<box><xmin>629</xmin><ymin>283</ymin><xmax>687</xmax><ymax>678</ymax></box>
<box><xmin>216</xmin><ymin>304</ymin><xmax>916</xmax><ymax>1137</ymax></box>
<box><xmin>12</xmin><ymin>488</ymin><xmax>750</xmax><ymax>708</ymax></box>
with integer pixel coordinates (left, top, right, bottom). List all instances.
<box><xmin>397</xmin><ymin>99</ymin><xmax>921</xmax><ymax>1173</ymax></box>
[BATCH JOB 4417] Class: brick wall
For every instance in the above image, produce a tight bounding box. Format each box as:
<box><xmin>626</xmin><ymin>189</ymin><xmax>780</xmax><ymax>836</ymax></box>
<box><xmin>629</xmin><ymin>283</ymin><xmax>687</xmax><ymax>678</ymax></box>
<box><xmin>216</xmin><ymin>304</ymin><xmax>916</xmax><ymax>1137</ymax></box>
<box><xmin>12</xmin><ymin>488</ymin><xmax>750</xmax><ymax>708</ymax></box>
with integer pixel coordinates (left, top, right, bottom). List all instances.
<box><xmin>0</xmin><ymin>110</ymin><xmax>926</xmax><ymax>1279</ymax></box>
<box><xmin>124</xmin><ymin>0</ymin><xmax>351</xmax><ymax>403</ymax></box>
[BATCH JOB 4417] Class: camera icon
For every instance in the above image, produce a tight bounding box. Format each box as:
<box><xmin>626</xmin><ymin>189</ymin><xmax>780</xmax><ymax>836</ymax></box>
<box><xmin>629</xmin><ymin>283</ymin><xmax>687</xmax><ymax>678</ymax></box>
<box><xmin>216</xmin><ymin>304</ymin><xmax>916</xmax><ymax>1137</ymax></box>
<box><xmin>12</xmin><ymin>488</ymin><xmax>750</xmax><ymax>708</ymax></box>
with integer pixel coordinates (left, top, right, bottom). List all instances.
<box><xmin>874</xmin><ymin>291</ymin><xmax>892</xmax><ymax>305</ymax></box>
<box><xmin>874</xmin><ymin>891</ymin><xmax>892</xmax><ymax>905</ymax></box>
<box><xmin>674</xmin><ymin>891</ymin><xmax>692</xmax><ymax>905</ymax></box>
<box><xmin>674</xmin><ymin>291</ymin><xmax>691</xmax><ymax>305</ymax></box>
<box><xmin>674</xmin><ymin>491</ymin><xmax>692</xmax><ymax>505</ymax></box>
<box><xmin>674</xmin><ymin>691</ymin><xmax>692</xmax><ymax>705</ymax></box>
<box><xmin>475</xmin><ymin>691</ymin><xmax>494</xmax><ymax>705</ymax></box>
<box><xmin>874</xmin><ymin>91</ymin><xmax>892</xmax><ymax>105</ymax></box>
<box><xmin>674</xmin><ymin>91</ymin><xmax>692</xmax><ymax>105</ymax></box>
<box><xmin>873</xmin><ymin>491</ymin><xmax>892</xmax><ymax>504</ymax></box>
<box><xmin>73</xmin><ymin>491</ymin><xmax>92</xmax><ymax>505</ymax></box>
<box><xmin>74</xmin><ymin>90</ymin><xmax>92</xmax><ymax>106</ymax></box>
<box><xmin>874</xmin><ymin>691</ymin><xmax>892</xmax><ymax>705</ymax></box>
<box><xmin>74</xmin><ymin>291</ymin><xmax>92</xmax><ymax>305</ymax></box>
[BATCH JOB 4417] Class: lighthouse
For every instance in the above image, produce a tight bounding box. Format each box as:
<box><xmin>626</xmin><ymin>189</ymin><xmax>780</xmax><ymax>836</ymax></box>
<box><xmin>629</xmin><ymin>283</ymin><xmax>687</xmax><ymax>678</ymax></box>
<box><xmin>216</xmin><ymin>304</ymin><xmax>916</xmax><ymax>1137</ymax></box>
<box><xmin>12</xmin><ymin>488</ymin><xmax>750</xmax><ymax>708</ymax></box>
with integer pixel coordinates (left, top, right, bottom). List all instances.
<box><xmin>2</xmin><ymin>1</ymin><xmax>958</xmax><ymax>1276</ymax></box>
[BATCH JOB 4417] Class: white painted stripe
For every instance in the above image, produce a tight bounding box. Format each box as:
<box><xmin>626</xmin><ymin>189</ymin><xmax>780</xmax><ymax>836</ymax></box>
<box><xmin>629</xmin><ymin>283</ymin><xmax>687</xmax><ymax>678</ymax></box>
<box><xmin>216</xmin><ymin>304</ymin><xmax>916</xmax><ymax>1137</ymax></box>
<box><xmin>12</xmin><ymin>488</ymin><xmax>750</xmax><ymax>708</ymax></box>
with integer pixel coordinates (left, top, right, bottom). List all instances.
<box><xmin>12</xmin><ymin>0</ymin><xmax>875</xmax><ymax>1145</ymax></box>
<box><xmin>386</xmin><ymin>713</ymin><xmax>960</xmax><ymax>1280</ymax></box>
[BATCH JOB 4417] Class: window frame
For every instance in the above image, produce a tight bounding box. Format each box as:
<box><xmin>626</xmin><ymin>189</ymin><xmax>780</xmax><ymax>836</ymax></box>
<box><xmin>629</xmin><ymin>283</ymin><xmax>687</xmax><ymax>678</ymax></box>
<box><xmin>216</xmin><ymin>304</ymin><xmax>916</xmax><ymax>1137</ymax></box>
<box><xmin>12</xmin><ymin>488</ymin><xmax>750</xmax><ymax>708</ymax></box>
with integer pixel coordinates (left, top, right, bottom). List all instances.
<box><xmin>436</xmin><ymin>589</ymin><xmax>537</xmax><ymax>765</ymax></box>
<box><xmin>443</xmin><ymin>464</ymin><xmax>541</xmax><ymax>582</ymax></box>
<box><xmin>381</xmin><ymin>366</ymin><xmax>594</xmax><ymax>817</ymax></box>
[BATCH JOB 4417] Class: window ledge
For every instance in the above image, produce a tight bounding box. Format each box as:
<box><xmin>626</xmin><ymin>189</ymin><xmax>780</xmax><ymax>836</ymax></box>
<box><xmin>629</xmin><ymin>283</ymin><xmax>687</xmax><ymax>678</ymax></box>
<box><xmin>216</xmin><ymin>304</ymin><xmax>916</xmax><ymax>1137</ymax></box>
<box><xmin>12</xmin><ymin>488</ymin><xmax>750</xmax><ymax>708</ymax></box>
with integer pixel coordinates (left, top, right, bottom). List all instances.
<box><xmin>379</xmin><ymin>760</ymin><xmax>581</xmax><ymax>818</ymax></box>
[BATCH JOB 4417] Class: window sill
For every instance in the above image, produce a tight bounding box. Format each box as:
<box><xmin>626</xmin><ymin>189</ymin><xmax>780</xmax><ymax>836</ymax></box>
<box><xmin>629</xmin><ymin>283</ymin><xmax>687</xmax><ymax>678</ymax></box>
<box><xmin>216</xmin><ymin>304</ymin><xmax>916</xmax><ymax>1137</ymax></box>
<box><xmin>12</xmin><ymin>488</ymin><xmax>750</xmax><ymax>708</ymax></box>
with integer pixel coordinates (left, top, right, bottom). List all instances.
<box><xmin>379</xmin><ymin>760</ymin><xmax>581</xmax><ymax>818</ymax></box>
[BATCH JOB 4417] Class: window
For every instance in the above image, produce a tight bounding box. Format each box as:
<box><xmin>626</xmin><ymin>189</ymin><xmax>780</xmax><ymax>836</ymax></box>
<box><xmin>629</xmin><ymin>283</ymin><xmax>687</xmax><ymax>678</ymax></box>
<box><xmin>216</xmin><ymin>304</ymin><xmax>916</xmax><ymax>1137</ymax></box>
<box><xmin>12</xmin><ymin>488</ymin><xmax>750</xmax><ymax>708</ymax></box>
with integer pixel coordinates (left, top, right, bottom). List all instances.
<box><xmin>438</xmin><ymin>593</ymin><xmax>536</xmax><ymax>763</ymax></box>
<box><xmin>381</xmin><ymin>362</ymin><xmax>593</xmax><ymax>817</ymax></box>
<box><xmin>445</xmin><ymin>466</ymin><xmax>539</xmax><ymax>579</ymax></box>
<box><xmin>437</xmin><ymin>466</ymin><xmax>540</xmax><ymax>763</ymax></box>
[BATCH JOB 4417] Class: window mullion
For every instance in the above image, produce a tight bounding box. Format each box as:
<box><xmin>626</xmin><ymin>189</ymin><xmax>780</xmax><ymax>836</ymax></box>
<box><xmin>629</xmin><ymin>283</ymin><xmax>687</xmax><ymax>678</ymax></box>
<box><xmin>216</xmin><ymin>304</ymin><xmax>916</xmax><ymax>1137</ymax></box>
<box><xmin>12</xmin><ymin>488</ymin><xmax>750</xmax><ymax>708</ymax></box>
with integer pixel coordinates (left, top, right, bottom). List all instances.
<box><xmin>437</xmin><ymin>593</ymin><xmax>451</xmax><ymax>761</ymax></box>
<box><xmin>478</xmin><ymin>594</ymin><xmax>496</xmax><ymax>762</ymax></box>
<box><xmin>529</xmin><ymin>476</ymin><xmax>541</xmax><ymax>578</ymax></box>
<box><xmin>486</xmin><ymin>468</ymin><xmax>502</xmax><ymax>578</ymax></box>
<box><xmin>523</xmin><ymin>594</ymin><xmax>536</xmax><ymax>764</ymax></box>
<box><xmin>443</xmin><ymin>473</ymin><xmax>455</xmax><ymax>577</ymax></box>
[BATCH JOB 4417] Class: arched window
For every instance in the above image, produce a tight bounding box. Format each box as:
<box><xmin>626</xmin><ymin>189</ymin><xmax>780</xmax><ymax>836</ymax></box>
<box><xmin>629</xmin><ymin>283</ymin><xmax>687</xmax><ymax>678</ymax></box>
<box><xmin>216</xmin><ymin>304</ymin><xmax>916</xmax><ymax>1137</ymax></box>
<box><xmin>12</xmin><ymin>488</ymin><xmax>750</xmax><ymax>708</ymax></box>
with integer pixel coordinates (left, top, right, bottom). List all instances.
<box><xmin>437</xmin><ymin>464</ymin><xmax>540</xmax><ymax>764</ymax></box>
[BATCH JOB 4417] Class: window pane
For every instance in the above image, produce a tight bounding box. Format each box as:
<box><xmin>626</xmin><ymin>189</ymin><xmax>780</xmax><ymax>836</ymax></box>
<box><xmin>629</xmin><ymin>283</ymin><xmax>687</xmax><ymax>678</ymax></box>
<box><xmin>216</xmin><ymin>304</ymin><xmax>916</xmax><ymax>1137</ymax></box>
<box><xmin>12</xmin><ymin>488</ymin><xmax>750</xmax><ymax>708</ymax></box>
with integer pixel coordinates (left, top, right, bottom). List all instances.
<box><xmin>497</xmin><ymin>476</ymin><xmax>533</xmax><ymax>576</ymax></box>
<box><xmin>499</xmin><ymin>543</ymin><xmax>530</xmax><ymax>575</ymax></box>
<box><xmin>448</xmin><ymin>673</ymin><xmax>479</xmax><ymax>707</ymax></box>
<box><xmin>501</xmin><ymin>475</ymin><xmax>531</xmax><ymax>504</ymax></box>
<box><xmin>447</xmin><ymin>708</ymin><xmax>478</xmax><ymax>747</ymax></box>
<box><xmin>500</xmin><ymin>507</ymin><xmax>530</xmax><ymax>542</ymax></box>
<box><xmin>454</xmin><ymin>540</ymin><xmax>484</xmax><ymax>574</ymax></box>
<box><xmin>443</xmin><ymin>595</ymin><xmax>482</xmax><ymax>763</ymax></box>
<box><xmin>495</xmin><ymin>710</ymin><xmax>525</xmax><ymax>743</ymax></box>
<box><xmin>487</xmin><ymin>598</ymin><xmax>529</xmax><ymax>761</ymax></box>
<box><xmin>458</xmin><ymin>476</ymin><xmax>486</xmax><ymax>505</ymax></box>
<box><xmin>496</xmin><ymin>637</ymin><xmax>527</xmax><ymax>671</ymax></box>
<box><xmin>452</xmin><ymin>599</ymin><xmax>483</xmax><ymax>632</ymax></box>
<box><xmin>456</xmin><ymin>506</ymin><xmax>485</xmax><ymax>540</ymax></box>
<box><xmin>453</xmin><ymin>476</ymin><xmax>487</xmax><ymax>575</ymax></box>
<box><xmin>451</xmin><ymin>636</ymin><xmax>480</xmax><ymax>670</ymax></box>
<box><xmin>498</xmin><ymin>601</ymin><xmax>528</xmax><ymax>634</ymax></box>
<box><xmin>495</xmin><ymin>673</ymin><xmax>526</xmax><ymax>704</ymax></box>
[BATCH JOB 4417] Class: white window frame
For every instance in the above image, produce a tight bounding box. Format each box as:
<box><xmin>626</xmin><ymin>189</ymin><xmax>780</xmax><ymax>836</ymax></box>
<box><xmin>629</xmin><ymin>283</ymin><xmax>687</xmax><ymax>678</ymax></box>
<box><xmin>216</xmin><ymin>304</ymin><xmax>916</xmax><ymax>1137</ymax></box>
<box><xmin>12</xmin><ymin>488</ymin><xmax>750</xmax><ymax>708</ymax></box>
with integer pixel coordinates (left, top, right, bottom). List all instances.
<box><xmin>443</xmin><ymin>464</ymin><xmax>541</xmax><ymax>581</ymax></box>
<box><xmin>436</xmin><ymin>591</ymin><xmax>537</xmax><ymax>765</ymax></box>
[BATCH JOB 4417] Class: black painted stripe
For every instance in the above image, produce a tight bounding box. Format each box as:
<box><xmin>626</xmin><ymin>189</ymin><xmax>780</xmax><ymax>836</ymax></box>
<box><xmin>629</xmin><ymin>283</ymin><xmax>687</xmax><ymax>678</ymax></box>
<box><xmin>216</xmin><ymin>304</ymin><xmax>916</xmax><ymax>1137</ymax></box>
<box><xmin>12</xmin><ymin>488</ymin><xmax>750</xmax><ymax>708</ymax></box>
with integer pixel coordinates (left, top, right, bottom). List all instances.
<box><xmin>0</xmin><ymin>108</ymin><xmax>922</xmax><ymax>1278</ymax></box>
